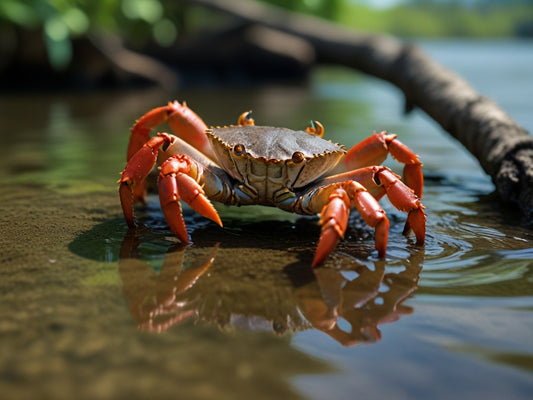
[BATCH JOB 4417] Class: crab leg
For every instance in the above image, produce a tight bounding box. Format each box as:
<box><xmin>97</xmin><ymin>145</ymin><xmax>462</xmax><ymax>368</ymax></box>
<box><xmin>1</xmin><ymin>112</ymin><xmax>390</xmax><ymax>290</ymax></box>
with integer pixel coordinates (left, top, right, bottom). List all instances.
<box><xmin>340</xmin><ymin>166</ymin><xmax>425</xmax><ymax>243</ymax></box>
<box><xmin>158</xmin><ymin>154</ymin><xmax>222</xmax><ymax>244</ymax></box>
<box><xmin>343</xmin><ymin>131</ymin><xmax>424</xmax><ymax>198</ymax></box>
<box><xmin>128</xmin><ymin>100</ymin><xmax>215</xmax><ymax>161</ymax></box>
<box><xmin>119</xmin><ymin>133</ymin><xmax>174</xmax><ymax>228</ymax></box>
<box><xmin>374</xmin><ymin>167</ymin><xmax>426</xmax><ymax>244</ymax></box>
<box><xmin>313</xmin><ymin>189</ymin><xmax>350</xmax><ymax>267</ymax></box>
<box><xmin>312</xmin><ymin>181</ymin><xmax>390</xmax><ymax>267</ymax></box>
<box><xmin>306</xmin><ymin>164</ymin><xmax>425</xmax><ymax>266</ymax></box>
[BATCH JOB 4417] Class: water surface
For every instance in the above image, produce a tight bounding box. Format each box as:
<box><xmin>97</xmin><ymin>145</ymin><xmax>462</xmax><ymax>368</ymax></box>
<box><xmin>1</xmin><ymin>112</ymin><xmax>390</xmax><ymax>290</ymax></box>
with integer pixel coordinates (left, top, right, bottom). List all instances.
<box><xmin>1</xmin><ymin>40</ymin><xmax>532</xmax><ymax>399</ymax></box>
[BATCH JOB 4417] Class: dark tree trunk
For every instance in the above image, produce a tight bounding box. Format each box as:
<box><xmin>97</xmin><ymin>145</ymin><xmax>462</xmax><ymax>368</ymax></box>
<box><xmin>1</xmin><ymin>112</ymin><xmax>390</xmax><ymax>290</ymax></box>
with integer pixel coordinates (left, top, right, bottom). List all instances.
<box><xmin>184</xmin><ymin>0</ymin><xmax>533</xmax><ymax>223</ymax></box>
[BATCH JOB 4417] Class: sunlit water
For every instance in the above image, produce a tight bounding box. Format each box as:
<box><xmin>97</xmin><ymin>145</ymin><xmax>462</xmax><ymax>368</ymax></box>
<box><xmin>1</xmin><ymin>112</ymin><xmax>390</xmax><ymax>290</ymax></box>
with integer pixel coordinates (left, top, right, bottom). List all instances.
<box><xmin>1</xmin><ymin>40</ymin><xmax>532</xmax><ymax>399</ymax></box>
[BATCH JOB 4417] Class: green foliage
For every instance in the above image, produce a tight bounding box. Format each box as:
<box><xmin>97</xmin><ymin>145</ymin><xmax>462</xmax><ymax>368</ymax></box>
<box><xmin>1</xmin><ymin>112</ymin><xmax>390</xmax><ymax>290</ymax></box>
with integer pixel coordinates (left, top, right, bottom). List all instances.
<box><xmin>335</xmin><ymin>3</ymin><xmax>388</xmax><ymax>32</ymax></box>
<box><xmin>336</xmin><ymin>0</ymin><xmax>533</xmax><ymax>38</ymax></box>
<box><xmin>255</xmin><ymin>0</ymin><xmax>532</xmax><ymax>38</ymax></box>
<box><xmin>0</xmin><ymin>0</ymin><xmax>179</xmax><ymax>69</ymax></box>
<box><xmin>0</xmin><ymin>0</ymin><xmax>531</xmax><ymax>70</ymax></box>
<box><xmin>256</xmin><ymin>0</ymin><xmax>342</xmax><ymax>20</ymax></box>
<box><xmin>0</xmin><ymin>1</ymin><xmax>87</xmax><ymax>68</ymax></box>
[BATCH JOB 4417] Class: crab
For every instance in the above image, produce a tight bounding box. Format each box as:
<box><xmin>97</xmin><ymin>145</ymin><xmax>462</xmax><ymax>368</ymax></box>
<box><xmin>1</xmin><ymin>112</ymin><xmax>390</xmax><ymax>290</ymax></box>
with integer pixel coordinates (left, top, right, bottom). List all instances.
<box><xmin>119</xmin><ymin>101</ymin><xmax>425</xmax><ymax>267</ymax></box>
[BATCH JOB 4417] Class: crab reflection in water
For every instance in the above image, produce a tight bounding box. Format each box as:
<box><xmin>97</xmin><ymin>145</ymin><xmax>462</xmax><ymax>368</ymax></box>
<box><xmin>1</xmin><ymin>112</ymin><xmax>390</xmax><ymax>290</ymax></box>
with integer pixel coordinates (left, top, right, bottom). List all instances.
<box><xmin>118</xmin><ymin>229</ymin><xmax>423</xmax><ymax>346</ymax></box>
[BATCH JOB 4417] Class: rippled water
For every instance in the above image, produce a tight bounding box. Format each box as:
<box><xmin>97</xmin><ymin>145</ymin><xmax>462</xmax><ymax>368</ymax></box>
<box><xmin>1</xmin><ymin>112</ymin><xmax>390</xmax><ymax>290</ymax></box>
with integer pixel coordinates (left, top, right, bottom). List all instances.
<box><xmin>1</xmin><ymin>40</ymin><xmax>532</xmax><ymax>399</ymax></box>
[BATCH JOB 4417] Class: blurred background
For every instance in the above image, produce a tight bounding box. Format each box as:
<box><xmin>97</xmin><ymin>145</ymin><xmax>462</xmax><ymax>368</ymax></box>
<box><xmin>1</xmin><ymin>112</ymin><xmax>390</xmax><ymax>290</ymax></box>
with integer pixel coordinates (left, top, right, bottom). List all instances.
<box><xmin>1</xmin><ymin>0</ymin><xmax>532</xmax><ymax>90</ymax></box>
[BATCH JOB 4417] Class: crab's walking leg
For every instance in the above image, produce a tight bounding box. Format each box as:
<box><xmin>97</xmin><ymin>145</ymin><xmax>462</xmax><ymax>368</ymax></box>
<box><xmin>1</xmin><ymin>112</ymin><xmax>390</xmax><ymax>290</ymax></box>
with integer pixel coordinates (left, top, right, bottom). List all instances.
<box><xmin>312</xmin><ymin>181</ymin><xmax>390</xmax><ymax>267</ymax></box>
<box><xmin>375</xmin><ymin>167</ymin><xmax>426</xmax><ymax>244</ymax></box>
<box><xmin>128</xmin><ymin>100</ymin><xmax>214</xmax><ymax>161</ymax></box>
<box><xmin>343</xmin><ymin>131</ymin><xmax>424</xmax><ymax>198</ymax></box>
<box><xmin>119</xmin><ymin>133</ymin><xmax>174</xmax><ymax>228</ymax></box>
<box><xmin>305</xmin><ymin>165</ymin><xmax>425</xmax><ymax>267</ymax></box>
<box><xmin>158</xmin><ymin>155</ymin><xmax>222</xmax><ymax>244</ymax></box>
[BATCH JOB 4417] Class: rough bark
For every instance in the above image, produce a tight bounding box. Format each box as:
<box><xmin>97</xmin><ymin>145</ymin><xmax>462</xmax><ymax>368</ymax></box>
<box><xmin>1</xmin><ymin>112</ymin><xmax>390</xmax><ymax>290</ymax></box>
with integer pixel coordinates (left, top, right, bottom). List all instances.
<box><xmin>185</xmin><ymin>0</ymin><xmax>533</xmax><ymax>223</ymax></box>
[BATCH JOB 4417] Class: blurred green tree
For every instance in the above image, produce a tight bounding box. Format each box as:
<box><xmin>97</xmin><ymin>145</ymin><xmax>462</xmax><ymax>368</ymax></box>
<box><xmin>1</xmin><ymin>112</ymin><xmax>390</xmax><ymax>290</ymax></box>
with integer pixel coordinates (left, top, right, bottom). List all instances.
<box><xmin>0</xmin><ymin>0</ymin><xmax>180</xmax><ymax>69</ymax></box>
<box><xmin>0</xmin><ymin>0</ymin><xmax>531</xmax><ymax>71</ymax></box>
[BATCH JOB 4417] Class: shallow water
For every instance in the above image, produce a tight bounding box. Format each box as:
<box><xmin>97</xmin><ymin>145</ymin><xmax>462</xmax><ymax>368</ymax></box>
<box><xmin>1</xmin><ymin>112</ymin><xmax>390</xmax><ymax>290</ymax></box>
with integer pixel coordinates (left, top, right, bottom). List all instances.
<box><xmin>1</xmin><ymin>40</ymin><xmax>532</xmax><ymax>399</ymax></box>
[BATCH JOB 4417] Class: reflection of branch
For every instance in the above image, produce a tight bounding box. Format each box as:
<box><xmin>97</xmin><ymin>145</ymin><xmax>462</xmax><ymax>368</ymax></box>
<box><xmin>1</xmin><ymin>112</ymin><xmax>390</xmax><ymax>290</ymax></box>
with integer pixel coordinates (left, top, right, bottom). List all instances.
<box><xmin>186</xmin><ymin>0</ymin><xmax>533</xmax><ymax>223</ymax></box>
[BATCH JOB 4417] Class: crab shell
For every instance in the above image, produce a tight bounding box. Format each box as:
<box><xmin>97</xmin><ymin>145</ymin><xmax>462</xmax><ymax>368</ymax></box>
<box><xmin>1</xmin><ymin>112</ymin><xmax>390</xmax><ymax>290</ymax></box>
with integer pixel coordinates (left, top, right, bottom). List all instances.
<box><xmin>206</xmin><ymin>125</ymin><xmax>345</xmax><ymax>188</ymax></box>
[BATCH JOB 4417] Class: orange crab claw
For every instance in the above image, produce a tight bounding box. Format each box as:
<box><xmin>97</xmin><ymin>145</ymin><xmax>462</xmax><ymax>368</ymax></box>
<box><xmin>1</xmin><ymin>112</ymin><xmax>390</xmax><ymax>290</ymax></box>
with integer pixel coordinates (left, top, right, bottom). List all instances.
<box><xmin>128</xmin><ymin>100</ymin><xmax>214</xmax><ymax>161</ymax></box>
<box><xmin>128</xmin><ymin>105</ymin><xmax>173</xmax><ymax>161</ymax></box>
<box><xmin>119</xmin><ymin>133</ymin><xmax>174</xmax><ymax>228</ymax></box>
<box><xmin>166</xmin><ymin>101</ymin><xmax>214</xmax><ymax>158</ymax></box>
<box><xmin>158</xmin><ymin>155</ymin><xmax>222</xmax><ymax>243</ymax></box>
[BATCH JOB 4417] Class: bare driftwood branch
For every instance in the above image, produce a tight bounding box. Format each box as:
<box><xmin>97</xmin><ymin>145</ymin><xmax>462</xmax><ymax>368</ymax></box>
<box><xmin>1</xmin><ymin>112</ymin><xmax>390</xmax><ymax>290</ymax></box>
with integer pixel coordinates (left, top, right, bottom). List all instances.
<box><xmin>185</xmin><ymin>0</ymin><xmax>533</xmax><ymax>223</ymax></box>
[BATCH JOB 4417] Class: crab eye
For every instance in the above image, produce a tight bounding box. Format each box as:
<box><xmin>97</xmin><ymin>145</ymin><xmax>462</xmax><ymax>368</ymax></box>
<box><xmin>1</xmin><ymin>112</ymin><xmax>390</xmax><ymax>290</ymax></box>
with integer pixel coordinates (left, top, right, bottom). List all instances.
<box><xmin>305</xmin><ymin>121</ymin><xmax>324</xmax><ymax>138</ymax></box>
<box><xmin>233</xmin><ymin>144</ymin><xmax>246</xmax><ymax>155</ymax></box>
<box><xmin>238</xmin><ymin>111</ymin><xmax>254</xmax><ymax>126</ymax></box>
<box><xmin>291</xmin><ymin>151</ymin><xmax>305</xmax><ymax>163</ymax></box>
